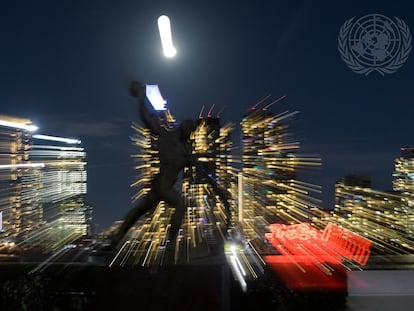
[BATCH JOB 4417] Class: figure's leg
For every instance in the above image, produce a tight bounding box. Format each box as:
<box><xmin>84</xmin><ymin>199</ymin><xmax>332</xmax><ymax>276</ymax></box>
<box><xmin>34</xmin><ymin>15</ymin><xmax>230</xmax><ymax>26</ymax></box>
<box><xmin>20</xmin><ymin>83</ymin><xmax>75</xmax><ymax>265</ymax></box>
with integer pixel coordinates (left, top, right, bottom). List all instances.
<box><xmin>167</xmin><ymin>194</ymin><xmax>186</xmax><ymax>245</ymax></box>
<box><xmin>157</xmin><ymin>184</ymin><xmax>186</xmax><ymax>263</ymax></box>
<box><xmin>155</xmin><ymin>187</ymin><xmax>183</xmax><ymax>243</ymax></box>
<box><xmin>110</xmin><ymin>191</ymin><xmax>158</xmax><ymax>249</ymax></box>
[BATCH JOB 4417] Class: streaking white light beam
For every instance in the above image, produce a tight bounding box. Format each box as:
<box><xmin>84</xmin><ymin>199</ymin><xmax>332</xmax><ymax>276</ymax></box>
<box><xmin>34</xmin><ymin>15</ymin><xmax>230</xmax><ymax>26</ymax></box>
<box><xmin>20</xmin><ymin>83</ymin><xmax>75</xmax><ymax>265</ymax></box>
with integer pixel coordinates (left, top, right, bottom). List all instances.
<box><xmin>109</xmin><ymin>240</ymin><xmax>131</xmax><ymax>267</ymax></box>
<box><xmin>0</xmin><ymin>163</ymin><xmax>45</xmax><ymax>169</ymax></box>
<box><xmin>29</xmin><ymin>244</ymin><xmax>76</xmax><ymax>274</ymax></box>
<box><xmin>33</xmin><ymin>134</ymin><xmax>81</xmax><ymax>144</ymax></box>
<box><xmin>157</xmin><ymin>15</ymin><xmax>176</xmax><ymax>58</ymax></box>
<box><xmin>146</xmin><ymin>85</ymin><xmax>167</xmax><ymax>111</ymax></box>
<box><xmin>0</xmin><ymin>119</ymin><xmax>38</xmax><ymax>132</ymax></box>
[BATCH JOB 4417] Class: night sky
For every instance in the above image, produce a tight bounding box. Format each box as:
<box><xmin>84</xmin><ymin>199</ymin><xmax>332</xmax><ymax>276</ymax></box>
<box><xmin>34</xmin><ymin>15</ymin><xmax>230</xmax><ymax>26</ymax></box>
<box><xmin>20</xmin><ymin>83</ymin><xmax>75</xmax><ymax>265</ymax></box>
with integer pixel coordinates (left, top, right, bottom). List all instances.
<box><xmin>1</xmin><ymin>0</ymin><xmax>413</xmax><ymax>230</ymax></box>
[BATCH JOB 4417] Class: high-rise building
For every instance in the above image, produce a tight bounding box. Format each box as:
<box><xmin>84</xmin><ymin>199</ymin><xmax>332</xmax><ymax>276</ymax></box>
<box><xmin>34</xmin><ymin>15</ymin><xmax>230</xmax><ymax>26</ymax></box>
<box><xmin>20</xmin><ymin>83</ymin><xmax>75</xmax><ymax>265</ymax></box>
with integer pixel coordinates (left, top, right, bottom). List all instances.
<box><xmin>84</xmin><ymin>201</ymin><xmax>94</xmax><ymax>236</ymax></box>
<box><xmin>333</xmin><ymin>174</ymin><xmax>414</xmax><ymax>254</ymax></box>
<box><xmin>393</xmin><ymin>147</ymin><xmax>414</xmax><ymax>238</ymax></box>
<box><xmin>0</xmin><ymin>115</ymin><xmax>89</xmax><ymax>250</ymax></box>
<box><xmin>0</xmin><ymin>115</ymin><xmax>40</xmax><ymax>242</ymax></box>
<box><xmin>240</xmin><ymin>108</ymin><xmax>321</xmax><ymax>239</ymax></box>
<box><xmin>30</xmin><ymin>134</ymin><xmax>88</xmax><ymax>249</ymax></box>
<box><xmin>183</xmin><ymin>116</ymin><xmax>234</xmax><ymax>249</ymax></box>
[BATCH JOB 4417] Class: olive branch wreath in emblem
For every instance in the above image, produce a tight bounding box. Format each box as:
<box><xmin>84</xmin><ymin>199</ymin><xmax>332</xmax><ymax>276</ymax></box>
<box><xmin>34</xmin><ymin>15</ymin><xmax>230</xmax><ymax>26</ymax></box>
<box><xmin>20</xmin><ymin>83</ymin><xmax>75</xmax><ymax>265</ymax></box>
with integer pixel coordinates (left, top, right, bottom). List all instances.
<box><xmin>338</xmin><ymin>16</ymin><xmax>412</xmax><ymax>75</ymax></box>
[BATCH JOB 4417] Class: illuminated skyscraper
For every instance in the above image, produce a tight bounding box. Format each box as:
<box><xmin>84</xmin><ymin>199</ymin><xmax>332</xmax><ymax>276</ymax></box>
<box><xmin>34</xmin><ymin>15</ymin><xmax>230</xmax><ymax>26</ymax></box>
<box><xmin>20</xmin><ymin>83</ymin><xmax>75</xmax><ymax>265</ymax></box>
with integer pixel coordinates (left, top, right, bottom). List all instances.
<box><xmin>0</xmin><ymin>115</ymin><xmax>40</xmax><ymax>242</ymax></box>
<box><xmin>0</xmin><ymin>115</ymin><xmax>89</xmax><ymax>250</ymax></box>
<box><xmin>183</xmin><ymin>116</ymin><xmax>234</xmax><ymax>251</ymax></box>
<box><xmin>192</xmin><ymin>117</ymin><xmax>221</xmax><ymax>183</ymax></box>
<box><xmin>393</xmin><ymin>147</ymin><xmax>414</xmax><ymax>238</ymax></box>
<box><xmin>333</xmin><ymin>174</ymin><xmax>414</xmax><ymax>254</ymax></box>
<box><xmin>29</xmin><ymin>134</ymin><xmax>88</xmax><ymax>249</ymax></box>
<box><xmin>84</xmin><ymin>201</ymin><xmax>94</xmax><ymax>235</ymax></box>
<box><xmin>240</xmin><ymin>107</ymin><xmax>321</xmax><ymax>240</ymax></box>
<box><xmin>131</xmin><ymin>123</ymin><xmax>159</xmax><ymax>202</ymax></box>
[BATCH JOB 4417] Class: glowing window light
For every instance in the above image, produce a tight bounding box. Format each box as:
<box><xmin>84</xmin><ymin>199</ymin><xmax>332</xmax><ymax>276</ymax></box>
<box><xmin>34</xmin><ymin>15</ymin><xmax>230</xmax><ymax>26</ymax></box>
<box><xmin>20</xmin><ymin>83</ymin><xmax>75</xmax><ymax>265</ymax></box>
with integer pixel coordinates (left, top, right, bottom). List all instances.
<box><xmin>157</xmin><ymin>15</ymin><xmax>176</xmax><ymax>58</ymax></box>
<box><xmin>46</xmin><ymin>161</ymin><xmax>86</xmax><ymax>166</ymax></box>
<box><xmin>146</xmin><ymin>85</ymin><xmax>167</xmax><ymax>111</ymax></box>
<box><xmin>0</xmin><ymin>119</ymin><xmax>38</xmax><ymax>132</ymax></box>
<box><xmin>32</xmin><ymin>145</ymin><xmax>84</xmax><ymax>151</ymax></box>
<box><xmin>0</xmin><ymin>163</ymin><xmax>45</xmax><ymax>169</ymax></box>
<box><xmin>33</xmin><ymin>134</ymin><xmax>81</xmax><ymax>144</ymax></box>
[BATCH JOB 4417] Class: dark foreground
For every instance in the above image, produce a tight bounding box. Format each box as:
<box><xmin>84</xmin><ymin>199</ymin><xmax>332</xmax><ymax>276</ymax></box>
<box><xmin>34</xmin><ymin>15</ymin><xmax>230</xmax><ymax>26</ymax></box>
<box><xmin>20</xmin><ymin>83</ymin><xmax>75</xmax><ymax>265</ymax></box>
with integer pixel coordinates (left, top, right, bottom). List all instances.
<box><xmin>0</xmin><ymin>261</ymin><xmax>347</xmax><ymax>311</ymax></box>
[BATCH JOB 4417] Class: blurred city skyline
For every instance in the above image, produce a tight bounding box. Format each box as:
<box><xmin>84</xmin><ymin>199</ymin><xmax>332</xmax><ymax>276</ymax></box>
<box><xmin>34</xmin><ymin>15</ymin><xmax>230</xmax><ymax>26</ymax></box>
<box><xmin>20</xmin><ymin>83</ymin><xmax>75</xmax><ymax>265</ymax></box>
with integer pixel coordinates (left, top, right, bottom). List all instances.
<box><xmin>0</xmin><ymin>0</ymin><xmax>413</xmax><ymax>229</ymax></box>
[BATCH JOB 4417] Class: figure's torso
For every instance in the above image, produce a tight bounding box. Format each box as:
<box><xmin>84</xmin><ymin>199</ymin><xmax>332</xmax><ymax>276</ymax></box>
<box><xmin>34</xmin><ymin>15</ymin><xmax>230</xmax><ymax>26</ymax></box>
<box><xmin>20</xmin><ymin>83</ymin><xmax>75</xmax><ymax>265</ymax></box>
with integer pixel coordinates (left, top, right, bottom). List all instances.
<box><xmin>157</xmin><ymin>129</ymin><xmax>191</xmax><ymax>168</ymax></box>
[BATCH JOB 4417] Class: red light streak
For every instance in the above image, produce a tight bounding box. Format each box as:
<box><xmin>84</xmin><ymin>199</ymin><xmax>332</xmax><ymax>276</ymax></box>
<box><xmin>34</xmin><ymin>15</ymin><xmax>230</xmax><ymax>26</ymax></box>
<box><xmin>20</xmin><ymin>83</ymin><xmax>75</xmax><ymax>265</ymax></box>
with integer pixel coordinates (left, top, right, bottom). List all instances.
<box><xmin>207</xmin><ymin>104</ymin><xmax>215</xmax><ymax>117</ymax></box>
<box><xmin>216</xmin><ymin>105</ymin><xmax>226</xmax><ymax>118</ymax></box>
<box><xmin>249</xmin><ymin>94</ymin><xmax>271</xmax><ymax>110</ymax></box>
<box><xmin>265</xmin><ymin>222</ymin><xmax>371</xmax><ymax>266</ymax></box>
<box><xmin>198</xmin><ymin>105</ymin><xmax>205</xmax><ymax>119</ymax></box>
<box><xmin>264</xmin><ymin>223</ymin><xmax>371</xmax><ymax>290</ymax></box>
<box><xmin>322</xmin><ymin>222</ymin><xmax>371</xmax><ymax>266</ymax></box>
<box><xmin>262</xmin><ymin>95</ymin><xmax>287</xmax><ymax>111</ymax></box>
<box><xmin>264</xmin><ymin>222</ymin><xmax>371</xmax><ymax>290</ymax></box>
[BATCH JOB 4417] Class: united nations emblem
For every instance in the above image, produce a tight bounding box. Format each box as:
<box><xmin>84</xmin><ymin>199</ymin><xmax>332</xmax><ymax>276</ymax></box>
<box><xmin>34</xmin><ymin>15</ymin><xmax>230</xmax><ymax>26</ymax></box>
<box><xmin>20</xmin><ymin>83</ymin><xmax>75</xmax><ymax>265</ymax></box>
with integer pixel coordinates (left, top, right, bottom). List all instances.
<box><xmin>338</xmin><ymin>14</ymin><xmax>412</xmax><ymax>75</ymax></box>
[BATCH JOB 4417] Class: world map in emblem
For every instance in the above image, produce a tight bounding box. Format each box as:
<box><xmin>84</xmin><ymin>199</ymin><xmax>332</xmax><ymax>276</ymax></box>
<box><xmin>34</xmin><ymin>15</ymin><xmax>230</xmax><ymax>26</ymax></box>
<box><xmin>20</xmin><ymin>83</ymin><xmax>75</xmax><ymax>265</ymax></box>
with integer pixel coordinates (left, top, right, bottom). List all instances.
<box><xmin>338</xmin><ymin>14</ymin><xmax>412</xmax><ymax>75</ymax></box>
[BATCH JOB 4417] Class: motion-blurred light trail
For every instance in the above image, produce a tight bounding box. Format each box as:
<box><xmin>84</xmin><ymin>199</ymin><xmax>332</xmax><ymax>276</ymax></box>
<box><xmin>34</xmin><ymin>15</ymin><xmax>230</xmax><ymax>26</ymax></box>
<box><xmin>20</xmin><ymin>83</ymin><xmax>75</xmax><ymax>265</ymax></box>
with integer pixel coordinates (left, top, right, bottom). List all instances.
<box><xmin>157</xmin><ymin>15</ymin><xmax>176</xmax><ymax>57</ymax></box>
<box><xmin>0</xmin><ymin>163</ymin><xmax>45</xmax><ymax>169</ymax></box>
<box><xmin>33</xmin><ymin>134</ymin><xmax>81</xmax><ymax>144</ymax></box>
<box><xmin>0</xmin><ymin>117</ymin><xmax>38</xmax><ymax>132</ymax></box>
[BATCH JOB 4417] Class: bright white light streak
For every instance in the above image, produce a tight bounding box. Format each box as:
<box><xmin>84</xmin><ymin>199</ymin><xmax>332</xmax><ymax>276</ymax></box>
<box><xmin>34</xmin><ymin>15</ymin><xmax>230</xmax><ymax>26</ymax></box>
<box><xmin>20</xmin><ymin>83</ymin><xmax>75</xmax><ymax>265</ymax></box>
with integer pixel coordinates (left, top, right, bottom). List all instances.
<box><xmin>230</xmin><ymin>255</ymin><xmax>247</xmax><ymax>292</ymax></box>
<box><xmin>119</xmin><ymin>240</ymin><xmax>135</xmax><ymax>267</ymax></box>
<box><xmin>0</xmin><ymin>119</ymin><xmax>38</xmax><ymax>132</ymax></box>
<box><xmin>0</xmin><ymin>163</ymin><xmax>45</xmax><ymax>169</ymax></box>
<box><xmin>146</xmin><ymin>85</ymin><xmax>167</xmax><ymax>111</ymax></box>
<box><xmin>29</xmin><ymin>244</ymin><xmax>76</xmax><ymax>274</ymax></box>
<box><xmin>45</xmin><ymin>161</ymin><xmax>86</xmax><ymax>166</ymax></box>
<box><xmin>59</xmin><ymin>151</ymin><xmax>86</xmax><ymax>158</ymax></box>
<box><xmin>247</xmin><ymin>240</ymin><xmax>266</xmax><ymax>265</ymax></box>
<box><xmin>142</xmin><ymin>241</ymin><xmax>154</xmax><ymax>267</ymax></box>
<box><xmin>238</xmin><ymin>172</ymin><xmax>243</xmax><ymax>222</ymax></box>
<box><xmin>109</xmin><ymin>240</ymin><xmax>131</xmax><ymax>267</ymax></box>
<box><xmin>33</xmin><ymin>145</ymin><xmax>84</xmax><ymax>151</ymax></box>
<box><xmin>157</xmin><ymin>15</ymin><xmax>176</xmax><ymax>57</ymax></box>
<box><xmin>33</xmin><ymin>134</ymin><xmax>81</xmax><ymax>144</ymax></box>
<box><xmin>231</xmin><ymin>244</ymin><xmax>246</xmax><ymax>276</ymax></box>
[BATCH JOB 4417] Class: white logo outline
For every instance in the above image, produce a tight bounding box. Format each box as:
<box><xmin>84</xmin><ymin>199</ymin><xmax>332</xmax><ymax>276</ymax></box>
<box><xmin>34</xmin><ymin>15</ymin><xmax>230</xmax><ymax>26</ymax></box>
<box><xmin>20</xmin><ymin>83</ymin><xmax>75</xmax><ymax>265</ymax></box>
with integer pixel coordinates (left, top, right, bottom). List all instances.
<box><xmin>338</xmin><ymin>14</ymin><xmax>411</xmax><ymax>75</ymax></box>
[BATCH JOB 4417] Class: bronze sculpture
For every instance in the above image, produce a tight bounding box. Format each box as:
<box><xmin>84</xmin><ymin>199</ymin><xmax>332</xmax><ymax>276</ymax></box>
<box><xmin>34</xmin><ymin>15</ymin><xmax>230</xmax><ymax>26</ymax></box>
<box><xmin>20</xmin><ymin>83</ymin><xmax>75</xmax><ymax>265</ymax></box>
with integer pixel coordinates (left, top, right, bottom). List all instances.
<box><xmin>110</xmin><ymin>81</ymin><xmax>231</xmax><ymax>262</ymax></box>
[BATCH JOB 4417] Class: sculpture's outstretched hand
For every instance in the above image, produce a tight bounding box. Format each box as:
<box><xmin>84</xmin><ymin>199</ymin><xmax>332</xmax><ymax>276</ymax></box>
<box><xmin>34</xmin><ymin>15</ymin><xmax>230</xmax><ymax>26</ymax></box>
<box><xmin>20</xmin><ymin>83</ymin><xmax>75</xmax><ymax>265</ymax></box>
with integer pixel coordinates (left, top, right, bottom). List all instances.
<box><xmin>131</xmin><ymin>80</ymin><xmax>163</xmax><ymax>135</ymax></box>
<box><xmin>129</xmin><ymin>81</ymin><xmax>145</xmax><ymax>98</ymax></box>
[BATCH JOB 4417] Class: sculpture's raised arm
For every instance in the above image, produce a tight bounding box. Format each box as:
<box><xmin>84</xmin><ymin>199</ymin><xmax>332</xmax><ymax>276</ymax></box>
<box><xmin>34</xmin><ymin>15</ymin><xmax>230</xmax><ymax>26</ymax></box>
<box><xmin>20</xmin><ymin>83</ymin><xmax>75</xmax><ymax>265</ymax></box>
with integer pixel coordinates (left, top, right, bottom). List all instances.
<box><xmin>129</xmin><ymin>81</ymin><xmax>163</xmax><ymax>135</ymax></box>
